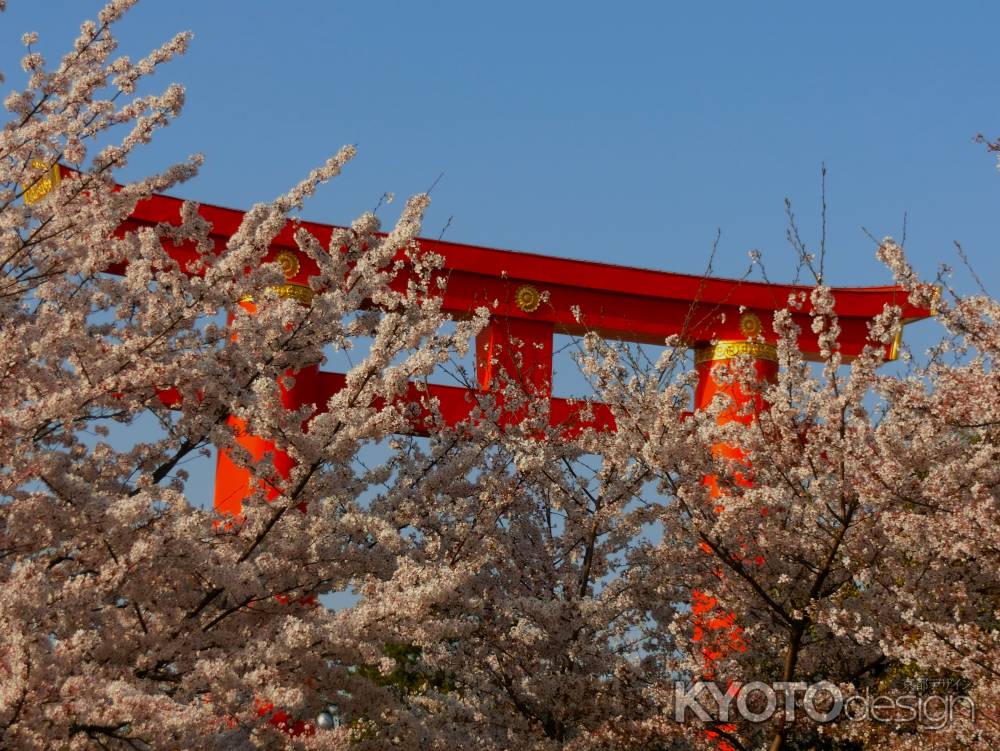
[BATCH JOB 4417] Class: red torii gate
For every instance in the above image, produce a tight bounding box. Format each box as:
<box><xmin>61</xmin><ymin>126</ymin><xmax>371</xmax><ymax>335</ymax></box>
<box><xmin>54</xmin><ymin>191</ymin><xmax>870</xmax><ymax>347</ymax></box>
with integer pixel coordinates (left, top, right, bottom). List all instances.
<box><xmin>27</xmin><ymin>164</ymin><xmax>934</xmax><ymax>513</ymax></box>
<box><xmin>100</xmin><ymin>179</ymin><xmax>932</xmax><ymax>515</ymax></box>
<box><xmin>28</xmin><ymin>165</ymin><xmax>934</xmax><ymax>737</ymax></box>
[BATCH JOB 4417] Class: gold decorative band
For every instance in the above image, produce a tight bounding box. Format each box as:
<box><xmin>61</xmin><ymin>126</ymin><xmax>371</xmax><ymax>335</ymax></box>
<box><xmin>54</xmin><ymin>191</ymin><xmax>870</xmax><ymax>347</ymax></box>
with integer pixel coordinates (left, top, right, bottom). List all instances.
<box><xmin>887</xmin><ymin>327</ymin><xmax>902</xmax><ymax>361</ymax></box>
<box><xmin>23</xmin><ymin>160</ymin><xmax>60</xmax><ymax>204</ymax></box>
<box><xmin>240</xmin><ymin>283</ymin><xmax>314</xmax><ymax>305</ymax></box>
<box><xmin>928</xmin><ymin>285</ymin><xmax>942</xmax><ymax>317</ymax></box>
<box><xmin>694</xmin><ymin>340</ymin><xmax>778</xmax><ymax>365</ymax></box>
<box><xmin>272</xmin><ymin>283</ymin><xmax>313</xmax><ymax>304</ymax></box>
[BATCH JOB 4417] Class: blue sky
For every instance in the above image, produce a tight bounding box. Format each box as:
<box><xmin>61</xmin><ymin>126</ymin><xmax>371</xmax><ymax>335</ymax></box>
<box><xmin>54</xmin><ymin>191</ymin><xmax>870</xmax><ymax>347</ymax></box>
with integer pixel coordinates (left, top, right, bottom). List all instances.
<box><xmin>7</xmin><ymin>1</ymin><xmax>999</xmax><ymax>297</ymax></box>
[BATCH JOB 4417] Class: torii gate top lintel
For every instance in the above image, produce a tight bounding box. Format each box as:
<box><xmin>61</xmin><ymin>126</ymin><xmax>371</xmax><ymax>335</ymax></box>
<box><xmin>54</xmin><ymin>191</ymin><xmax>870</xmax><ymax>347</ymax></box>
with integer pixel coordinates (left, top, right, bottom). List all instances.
<box><xmin>21</xmin><ymin>164</ymin><xmax>927</xmax><ymax>514</ymax></box>
<box><xmin>118</xmin><ymin>185</ymin><xmax>933</xmax><ymax>361</ymax></box>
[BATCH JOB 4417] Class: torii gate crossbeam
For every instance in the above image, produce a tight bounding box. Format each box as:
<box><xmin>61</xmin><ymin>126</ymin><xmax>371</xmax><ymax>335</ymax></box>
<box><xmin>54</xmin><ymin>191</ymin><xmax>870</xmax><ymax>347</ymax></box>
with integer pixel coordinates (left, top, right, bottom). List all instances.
<box><xmin>29</xmin><ymin>165</ymin><xmax>933</xmax><ymax>515</ymax></box>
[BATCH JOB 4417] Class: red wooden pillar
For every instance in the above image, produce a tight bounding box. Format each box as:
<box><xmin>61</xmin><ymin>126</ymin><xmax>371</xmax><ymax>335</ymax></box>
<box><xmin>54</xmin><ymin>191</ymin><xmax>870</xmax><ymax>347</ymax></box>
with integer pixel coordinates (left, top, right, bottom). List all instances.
<box><xmin>214</xmin><ymin>416</ymin><xmax>292</xmax><ymax>515</ymax></box>
<box><xmin>213</xmin><ymin>362</ymin><xmax>322</xmax><ymax>515</ymax></box>
<box><xmin>690</xmin><ymin>319</ymin><xmax>778</xmax><ymax>686</ymax></box>
<box><xmin>693</xmin><ymin>342</ymin><xmax>778</xmax><ymax>424</ymax></box>
<box><xmin>476</xmin><ymin>315</ymin><xmax>554</xmax><ymax>396</ymax></box>
<box><xmin>214</xmin><ymin>251</ymin><xmax>316</xmax><ymax>517</ymax></box>
<box><xmin>475</xmin><ymin>300</ymin><xmax>555</xmax><ymax>432</ymax></box>
<box><xmin>213</xmin><ymin>263</ymin><xmax>317</xmax><ymax>736</ymax></box>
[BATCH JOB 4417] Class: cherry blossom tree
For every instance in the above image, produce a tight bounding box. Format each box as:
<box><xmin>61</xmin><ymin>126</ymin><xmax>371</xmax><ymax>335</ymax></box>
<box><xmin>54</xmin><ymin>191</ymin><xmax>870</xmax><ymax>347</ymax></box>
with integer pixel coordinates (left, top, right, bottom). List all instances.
<box><xmin>1</xmin><ymin>2</ymin><xmax>997</xmax><ymax>750</ymax></box>
<box><xmin>0</xmin><ymin>2</ymin><xmax>485</xmax><ymax>746</ymax></box>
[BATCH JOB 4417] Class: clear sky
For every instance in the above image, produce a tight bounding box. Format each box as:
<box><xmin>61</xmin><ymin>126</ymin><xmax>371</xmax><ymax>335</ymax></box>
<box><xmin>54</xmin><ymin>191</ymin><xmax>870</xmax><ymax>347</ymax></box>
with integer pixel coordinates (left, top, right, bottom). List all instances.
<box><xmin>6</xmin><ymin>1</ymin><xmax>999</xmax><ymax>294</ymax></box>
